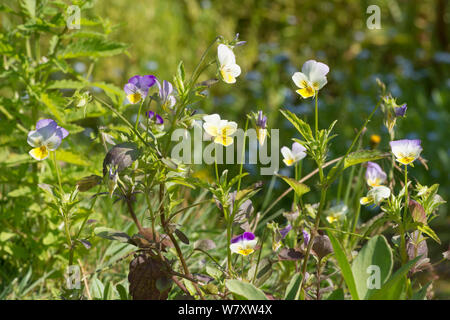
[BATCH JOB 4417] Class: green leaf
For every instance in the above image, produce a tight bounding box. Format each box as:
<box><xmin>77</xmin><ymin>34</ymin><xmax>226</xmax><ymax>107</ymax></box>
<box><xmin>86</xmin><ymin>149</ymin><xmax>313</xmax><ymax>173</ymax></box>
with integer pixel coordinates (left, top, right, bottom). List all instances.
<box><xmin>56</xmin><ymin>150</ymin><xmax>90</xmax><ymax>166</ymax></box>
<box><xmin>225</xmin><ymin>280</ymin><xmax>268</xmax><ymax>300</ymax></box>
<box><xmin>327</xmin><ymin>231</ymin><xmax>360</xmax><ymax>300</ymax></box>
<box><xmin>344</xmin><ymin>150</ymin><xmax>388</xmax><ymax>169</ymax></box>
<box><xmin>20</xmin><ymin>0</ymin><xmax>36</xmax><ymax>18</ymax></box>
<box><xmin>327</xmin><ymin>288</ymin><xmax>345</xmax><ymax>300</ymax></box>
<box><xmin>411</xmin><ymin>282</ymin><xmax>431</xmax><ymax>300</ymax></box>
<box><xmin>58</xmin><ymin>38</ymin><xmax>128</xmax><ymax>59</ymax></box>
<box><xmin>369</xmin><ymin>256</ymin><xmax>422</xmax><ymax>300</ymax></box>
<box><xmin>277</xmin><ymin>175</ymin><xmax>310</xmax><ymax>198</ymax></box>
<box><xmin>417</xmin><ymin>225</ymin><xmax>441</xmax><ymax>244</ymax></box>
<box><xmin>40</xmin><ymin>92</ymin><xmax>64</xmax><ymax>123</ymax></box>
<box><xmin>351</xmin><ymin>235</ymin><xmax>393</xmax><ymax>299</ymax></box>
<box><xmin>116</xmin><ymin>284</ymin><xmax>129</xmax><ymax>300</ymax></box>
<box><xmin>284</xmin><ymin>273</ymin><xmax>302</xmax><ymax>300</ymax></box>
<box><xmin>94</xmin><ymin>227</ymin><xmax>131</xmax><ymax>243</ymax></box>
<box><xmin>280</xmin><ymin>109</ymin><xmax>314</xmax><ymax>142</ymax></box>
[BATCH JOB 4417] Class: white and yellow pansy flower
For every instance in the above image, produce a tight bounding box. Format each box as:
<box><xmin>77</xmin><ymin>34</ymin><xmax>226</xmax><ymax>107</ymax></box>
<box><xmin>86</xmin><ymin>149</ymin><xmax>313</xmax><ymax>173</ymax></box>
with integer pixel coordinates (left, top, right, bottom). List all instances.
<box><xmin>217</xmin><ymin>44</ymin><xmax>241</xmax><ymax>84</ymax></box>
<box><xmin>203</xmin><ymin>114</ymin><xmax>238</xmax><ymax>147</ymax></box>
<box><xmin>281</xmin><ymin>142</ymin><xmax>307</xmax><ymax>166</ymax></box>
<box><xmin>389</xmin><ymin>139</ymin><xmax>423</xmax><ymax>166</ymax></box>
<box><xmin>360</xmin><ymin>186</ymin><xmax>391</xmax><ymax>206</ymax></box>
<box><xmin>365</xmin><ymin>161</ymin><xmax>387</xmax><ymax>187</ymax></box>
<box><xmin>292</xmin><ymin>60</ymin><xmax>329</xmax><ymax>99</ymax></box>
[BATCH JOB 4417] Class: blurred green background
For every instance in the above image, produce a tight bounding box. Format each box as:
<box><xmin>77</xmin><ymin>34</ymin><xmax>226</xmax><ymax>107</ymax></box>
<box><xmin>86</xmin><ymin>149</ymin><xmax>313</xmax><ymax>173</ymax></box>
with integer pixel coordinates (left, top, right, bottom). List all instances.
<box><xmin>89</xmin><ymin>0</ymin><xmax>450</xmax><ymax>294</ymax></box>
<box><xmin>1</xmin><ymin>0</ymin><xmax>449</xmax><ymax>298</ymax></box>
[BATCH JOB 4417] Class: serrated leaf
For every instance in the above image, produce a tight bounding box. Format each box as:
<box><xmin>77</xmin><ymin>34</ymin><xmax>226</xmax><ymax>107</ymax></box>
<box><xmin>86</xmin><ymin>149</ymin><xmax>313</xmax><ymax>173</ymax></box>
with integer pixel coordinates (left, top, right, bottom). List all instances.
<box><xmin>57</xmin><ymin>38</ymin><xmax>128</xmax><ymax>59</ymax></box>
<box><xmin>280</xmin><ymin>109</ymin><xmax>314</xmax><ymax>142</ymax></box>
<box><xmin>417</xmin><ymin>225</ymin><xmax>441</xmax><ymax>244</ymax></box>
<box><xmin>225</xmin><ymin>279</ymin><xmax>268</xmax><ymax>300</ymax></box>
<box><xmin>277</xmin><ymin>175</ymin><xmax>310</xmax><ymax>198</ymax></box>
<box><xmin>40</xmin><ymin>93</ymin><xmax>64</xmax><ymax>123</ymax></box>
<box><xmin>344</xmin><ymin>150</ymin><xmax>388</xmax><ymax>169</ymax></box>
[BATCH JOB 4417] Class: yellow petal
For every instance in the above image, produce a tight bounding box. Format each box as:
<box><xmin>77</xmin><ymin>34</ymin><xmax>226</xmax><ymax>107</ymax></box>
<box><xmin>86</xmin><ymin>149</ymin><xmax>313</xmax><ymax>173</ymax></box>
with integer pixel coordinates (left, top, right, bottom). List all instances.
<box><xmin>237</xmin><ymin>248</ymin><xmax>254</xmax><ymax>256</ymax></box>
<box><xmin>127</xmin><ymin>93</ymin><xmax>142</xmax><ymax>104</ymax></box>
<box><xmin>360</xmin><ymin>197</ymin><xmax>371</xmax><ymax>205</ymax></box>
<box><xmin>397</xmin><ymin>156</ymin><xmax>415</xmax><ymax>165</ymax></box>
<box><xmin>29</xmin><ymin>146</ymin><xmax>49</xmax><ymax>161</ymax></box>
<box><xmin>214</xmin><ymin>135</ymin><xmax>233</xmax><ymax>146</ymax></box>
<box><xmin>296</xmin><ymin>87</ymin><xmax>315</xmax><ymax>99</ymax></box>
<box><xmin>283</xmin><ymin>158</ymin><xmax>295</xmax><ymax>166</ymax></box>
<box><xmin>220</xmin><ymin>69</ymin><xmax>236</xmax><ymax>84</ymax></box>
<box><xmin>326</xmin><ymin>215</ymin><xmax>338</xmax><ymax>224</ymax></box>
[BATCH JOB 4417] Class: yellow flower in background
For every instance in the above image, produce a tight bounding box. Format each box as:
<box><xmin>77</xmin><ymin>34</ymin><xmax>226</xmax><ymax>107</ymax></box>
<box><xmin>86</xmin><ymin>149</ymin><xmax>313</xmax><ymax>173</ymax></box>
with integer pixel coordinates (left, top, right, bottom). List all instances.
<box><xmin>203</xmin><ymin>114</ymin><xmax>238</xmax><ymax>147</ymax></box>
<box><xmin>217</xmin><ymin>44</ymin><xmax>241</xmax><ymax>84</ymax></box>
<box><xmin>292</xmin><ymin>60</ymin><xmax>329</xmax><ymax>99</ymax></box>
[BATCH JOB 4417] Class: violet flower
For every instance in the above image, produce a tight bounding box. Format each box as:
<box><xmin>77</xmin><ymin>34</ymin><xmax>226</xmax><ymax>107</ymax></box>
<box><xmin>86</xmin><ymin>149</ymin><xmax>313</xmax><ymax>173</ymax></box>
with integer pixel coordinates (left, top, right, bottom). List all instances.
<box><xmin>156</xmin><ymin>79</ymin><xmax>176</xmax><ymax>110</ymax></box>
<box><xmin>27</xmin><ymin>119</ymin><xmax>69</xmax><ymax>160</ymax></box>
<box><xmin>124</xmin><ymin>75</ymin><xmax>156</xmax><ymax>104</ymax></box>
<box><xmin>230</xmin><ymin>232</ymin><xmax>257</xmax><ymax>256</ymax></box>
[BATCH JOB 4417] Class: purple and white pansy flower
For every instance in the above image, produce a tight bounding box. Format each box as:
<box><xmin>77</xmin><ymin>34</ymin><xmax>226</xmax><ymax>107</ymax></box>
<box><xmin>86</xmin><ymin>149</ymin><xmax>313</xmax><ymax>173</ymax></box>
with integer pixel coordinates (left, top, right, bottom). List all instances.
<box><xmin>365</xmin><ymin>162</ymin><xmax>387</xmax><ymax>187</ymax></box>
<box><xmin>255</xmin><ymin>110</ymin><xmax>268</xmax><ymax>146</ymax></box>
<box><xmin>156</xmin><ymin>79</ymin><xmax>176</xmax><ymax>110</ymax></box>
<box><xmin>146</xmin><ymin>110</ymin><xmax>164</xmax><ymax>125</ymax></box>
<box><xmin>27</xmin><ymin>119</ymin><xmax>68</xmax><ymax>161</ymax></box>
<box><xmin>230</xmin><ymin>232</ymin><xmax>257</xmax><ymax>256</ymax></box>
<box><xmin>124</xmin><ymin>75</ymin><xmax>157</xmax><ymax>104</ymax></box>
<box><xmin>389</xmin><ymin>139</ymin><xmax>423</xmax><ymax>166</ymax></box>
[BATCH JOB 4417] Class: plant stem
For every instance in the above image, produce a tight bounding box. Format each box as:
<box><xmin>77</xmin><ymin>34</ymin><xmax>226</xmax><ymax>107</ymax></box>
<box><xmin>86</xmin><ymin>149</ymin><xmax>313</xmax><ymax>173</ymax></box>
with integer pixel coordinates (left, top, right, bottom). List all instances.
<box><xmin>237</xmin><ymin>118</ymin><xmax>249</xmax><ymax>193</ymax></box>
<box><xmin>315</xmin><ymin>94</ymin><xmax>319</xmax><ymax>137</ymax></box>
<box><xmin>52</xmin><ymin>151</ymin><xmax>63</xmax><ymax>194</ymax></box>
<box><xmin>135</xmin><ymin>100</ymin><xmax>144</xmax><ymax>131</ymax></box>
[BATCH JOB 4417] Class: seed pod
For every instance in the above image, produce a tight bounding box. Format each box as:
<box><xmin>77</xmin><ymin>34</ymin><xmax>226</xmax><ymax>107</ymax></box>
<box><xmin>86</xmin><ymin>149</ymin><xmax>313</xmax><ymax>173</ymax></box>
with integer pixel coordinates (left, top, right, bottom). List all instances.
<box><xmin>312</xmin><ymin>235</ymin><xmax>333</xmax><ymax>260</ymax></box>
<box><xmin>128</xmin><ymin>254</ymin><xmax>171</xmax><ymax>300</ymax></box>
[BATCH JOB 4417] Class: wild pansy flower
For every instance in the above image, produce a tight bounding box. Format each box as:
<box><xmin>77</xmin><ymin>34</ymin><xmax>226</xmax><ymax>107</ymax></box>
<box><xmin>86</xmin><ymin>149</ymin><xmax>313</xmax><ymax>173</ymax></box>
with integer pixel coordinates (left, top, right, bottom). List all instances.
<box><xmin>325</xmin><ymin>203</ymin><xmax>348</xmax><ymax>224</ymax></box>
<box><xmin>302</xmin><ymin>230</ymin><xmax>310</xmax><ymax>246</ymax></box>
<box><xmin>156</xmin><ymin>79</ymin><xmax>176</xmax><ymax>110</ymax></box>
<box><xmin>382</xmin><ymin>96</ymin><xmax>407</xmax><ymax>132</ymax></box>
<box><xmin>292</xmin><ymin>60</ymin><xmax>329</xmax><ymax>99</ymax></box>
<box><xmin>27</xmin><ymin>119</ymin><xmax>68</xmax><ymax>161</ymax></box>
<box><xmin>124</xmin><ymin>75</ymin><xmax>156</xmax><ymax>104</ymax></box>
<box><xmin>281</xmin><ymin>142</ymin><xmax>307</xmax><ymax>166</ymax></box>
<box><xmin>360</xmin><ymin>186</ymin><xmax>391</xmax><ymax>206</ymax></box>
<box><xmin>272</xmin><ymin>224</ymin><xmax>292</xmax><ymax>251</ymax></box>
<box><xmin>255</xmin><ymin>111</ymin><xmax>268</xmax><ymax>146</ymax></box>
<box><xmin>146</xmin><ymin>110</ymin><xmax>164</xmax><ymax>125</ymax></box>
<box><xmin>365</xmin><ymin>162</ymin><xmax>387</xmax><ymax>187</ymax></box>
<box><xmin>203</xmin><ymin>114</ymin><xmax>238</xmax><ymax>147</ymax></box>
<box><xmin>390</xmin><ymin>139</ymin><xmax>423</xmax><ymax>166</ymax></box>
<box><xmin>230</xmin><ymin>232</ymin><xmax>257</xmax><ymax>256</ymax></box>
<box><xmin>217</xmin><ymin>44</ymin><xmax>241</xmax><ymax>84</ymax></box>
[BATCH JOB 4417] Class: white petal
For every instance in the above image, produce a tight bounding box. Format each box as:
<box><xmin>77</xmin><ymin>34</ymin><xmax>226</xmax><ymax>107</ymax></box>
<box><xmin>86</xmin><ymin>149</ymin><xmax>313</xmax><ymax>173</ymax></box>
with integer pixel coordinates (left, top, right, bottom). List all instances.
<box><xmin>27</xmin><ymin>130</ymin><xmax>44</xmax><ymax>148</ymax></box>
<box><xmin>230</xmin><ymin>243</ymin><xmax>243</xmax><ymax>254</ymax></box>
<box><xmin>203</xmin><ymin>114</ymin><xmax>221</xmax><ymax>124</ymax></box>
<box><xmin>292</xmin><ymin>72</ymin><xmax>309</xmax><ymax>88</ymax></box>
<box><xmin>281</xmin><ymin>146</ymin><xmax>292</xmax><ymax>160</ymax></box>
<box><xmin>218</xmin><ymin>44</ymin><xmax>236</xmax><ymax>66</ymax></box>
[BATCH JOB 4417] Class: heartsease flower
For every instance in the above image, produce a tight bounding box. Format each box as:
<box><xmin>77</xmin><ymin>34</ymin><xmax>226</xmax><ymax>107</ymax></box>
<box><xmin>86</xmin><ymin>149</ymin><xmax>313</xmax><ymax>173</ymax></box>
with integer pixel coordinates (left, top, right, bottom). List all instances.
<box><xmin>389</xmin><ymin>139</ymin><xmax>423</xmax><ymax>166</ymax></box>
<box><xmin>217</xmin><ymin>44</ymin><xmax>241</xmax><ymax>84</ymax></box>
<box><xmin>230</xmin><ymin>232</ymin><xmax>257</xmax><ymax>256</ymax></box>
<box><xmin>365</xmin><ymin>162</ymin><xmax>387</xmax><ymax>187</ymax></box>
<box><xmin>156</xmin><ymin>79</ymin><xmax>176</xmax><ymax>110</ymax></box>
<box><xmin>292</xmin><ymin>60</ymin><xmax>329</xmax><ymax>99</ymax></box>
<box><xmin>281</xmin><ymin>142</ymin><xmax>307</xmax><ymax>166</ymax></box>
<box><xmin>124</xmin><ymin>75</ymin><xmax>157</xmax><ymax>104</ymax></box>
<box><xmin>27</xmin><ymin>119</ymin><xmax>68</xmax><ymax>161</ymax></box>
<box><xmin>203</xmin><ymin>114</ymin><xmax>238</xmax><ymax>147</ymax></box>
<box><xmin>255</xmin><ymin>110</ymin><xmax>268</xmax><ymax>146</ymax></box>
<box><xmin>146</xmin><ymin>110</ymin><xmax>164</xmax><ymax>125</ymax></box>
<box><xmin>394</xmin><ymin>104</ymin><xmax>407</xmax><ymax>117</ymax></box>
<box><xmin>272</xmin><ymin>224</ymin><xmax>292</xmax><ymax>251</ymax></box>
<box><xmin>360</xmin><ymin>186</ymin><xmax>391</xmax><ymax>206</ymax></box>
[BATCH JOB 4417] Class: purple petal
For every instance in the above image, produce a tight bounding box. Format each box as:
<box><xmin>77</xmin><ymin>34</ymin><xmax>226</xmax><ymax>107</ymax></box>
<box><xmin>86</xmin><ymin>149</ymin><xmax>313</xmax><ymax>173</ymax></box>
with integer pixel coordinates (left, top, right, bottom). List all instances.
<box><xmin>256</xmin><ymin>111</ymin><xmax>267</xmax><ymax>129</ymax></box>
<box><xmin>36</xmin><ymin>119</ymin><xmax>57</xmax><ymax>130</ymax></box>
<box><xmin>155</xmin><ymin>114</ymin><xmax>164</xmax><ymax>125</ymax></box>
<box><xmin>56</xmin><ymin>126</ymin><xmax>69</xmax><ymax>139</ymax></box>
<box><xmin>127</xmin><ymin>75</ymin><xmax>141</xmax><ymax>86</ymax></box>
<box><xmin>302</xmin><ymin>230</ymin><xmax>310</xmax><ymax>246</ymax></box>
<box><xmin>292</xmin><ymin>142</ymin><xmax>306</xmax><ymax>154</ymax></box>
<box><xmin>139</xmin><ymin>75</ymin><xmax>157</xmax><ymax>89</ymax></box>
<box><xmin>146</xmin><ymin>110</ymin><xmax>155</xmax><ymax>118</ymax></box>
<box><xmin>124</xmin><ymin>83</ymin><xmax>138</xmax><ymax>95</ymax></box>
<box><xmin>394</xmin><ymin>104</ymin><xmax>407</xmax><ymax>117</ymax></box>
<box><xmin>279</xmin><ymin>225</ymin><xmax>292</xmax><ymax>239</ymax></box>
<box><xmin>231</xmin><ymin>232</ymin><xmax>255</xmax><ymax>244</ymax></box>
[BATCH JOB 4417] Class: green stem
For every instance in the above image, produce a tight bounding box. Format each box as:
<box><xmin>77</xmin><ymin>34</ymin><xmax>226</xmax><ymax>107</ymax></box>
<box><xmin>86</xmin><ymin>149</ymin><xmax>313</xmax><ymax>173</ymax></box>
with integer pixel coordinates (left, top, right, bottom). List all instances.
<box><xmin>52</xmin><ymin>151</ymin><xmax>63</xmax><ymax>195</ymax></box>
<box><xmin>237</xmin><ymin>118</ymin><xmax>249</xmax><ymax>193</ymax></box>
<box><xmin>315</xmin><ymin>94</ymin><xmax>319</xmax><ymax>137</ymax></box>
<box><xmin>403</xmin><ymin>165</ymin><xmax>408</xmax><ymax>219</ymax></box>
<box><xmin>215</xmin><ymin>148</ymin><xmax>219</xmax><ymax>182</ymax></box>
<box><xmin>135</xmin><ymin>100</ymin><xmax>144</xmax><ymax>131</ymax></box>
